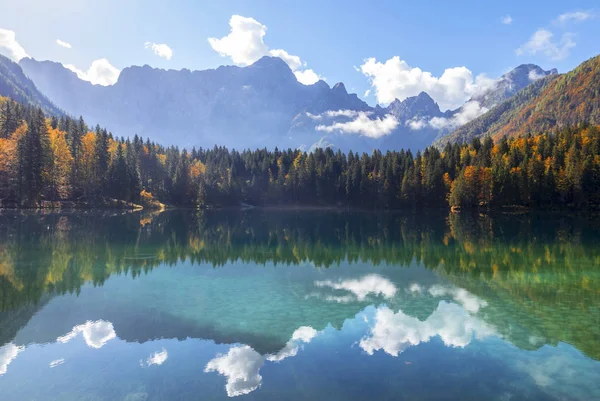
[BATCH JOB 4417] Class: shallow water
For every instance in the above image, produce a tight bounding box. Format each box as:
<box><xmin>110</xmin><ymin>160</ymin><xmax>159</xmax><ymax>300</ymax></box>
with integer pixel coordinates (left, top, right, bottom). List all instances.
<box><xmin>0</xmin><ymin>210</ymin><xmax>599</xmax><ymax>400</ymax></box>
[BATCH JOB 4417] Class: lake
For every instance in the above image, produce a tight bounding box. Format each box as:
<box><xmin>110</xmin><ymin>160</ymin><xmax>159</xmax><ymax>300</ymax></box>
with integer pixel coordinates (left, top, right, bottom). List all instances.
<box><xmin>0</xmin><ymin>210</ymin><xmax>599</xmax><ymax>400</ymax></box>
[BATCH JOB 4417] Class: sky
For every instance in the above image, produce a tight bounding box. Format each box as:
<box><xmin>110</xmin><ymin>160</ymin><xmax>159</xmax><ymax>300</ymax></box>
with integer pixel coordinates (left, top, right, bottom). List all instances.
<box><xmin>0</xmin><ymin>0</ymin><xmax>599</xmax><ymax>111</ymax></box>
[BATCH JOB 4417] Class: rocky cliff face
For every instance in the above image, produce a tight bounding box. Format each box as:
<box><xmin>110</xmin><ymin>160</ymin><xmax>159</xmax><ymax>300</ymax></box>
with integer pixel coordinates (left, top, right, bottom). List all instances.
<box><xmin>18</xmin><ymin>56</ymin><xmax>555</xmax><ymax>152</ymax></box>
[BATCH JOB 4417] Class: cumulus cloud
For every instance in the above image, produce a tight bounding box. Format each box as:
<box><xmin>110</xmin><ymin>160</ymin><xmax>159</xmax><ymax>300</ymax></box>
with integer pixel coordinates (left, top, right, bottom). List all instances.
<box><xmin>556</xmin><ymin>11</ymin><xmax>594</xmax><ymax>24</ymax></box>
<box><xmin>64</xmin><ymin>59</ymin><xmax>120</xmax><ymax>86</ymax></box>
<box><xmin>314</xmin><ymin>274</ymin><xmax>398</xmax><ymax>301</ymax></box>
<box><xmin>0</xmin><ymin>28</ymin><xmax>29</xmax><ymax>61</ymax></box>
<box><xmin>205</xmin><ymin>345</ymin><xmax>264</xmax><ymax>397</ymax></box>
<box><xmin>208</xmin><ymin>15</ymin><xmax>323</xmax><ymax>85</ymax></box>
<box><xmin>359</xmin><ymin>302</ymin><xmax>495</xmax><ymax>356</ymax></box>
<box><xmin>143</xmin><ymin>348</ymin><xmax>168</xmax><ymax>366</ymax></box>
<box><xmin>364</xmin><ymin>89</ymin><xmax>371</xmax><ymax>98</ymax></box>
<box><xmin>427</xmin><ymin>285</ymin><xmax>488</xmax><ymax>313</ymax></box>
<box><xmin>293</xmin><ymin>69</ymin><xmax>322</xmax><ymax>85</ymax></box>
<box><xmin>316</xmin><ymin>112</ymin><xmax>399</xmax><ymax>138</ymax></box>
<box><xmin>0</xmin><ymin>343</ymin><xmax>23</xmax><ymax>375</ymax></box>
<box><xmin>206</xmin><ymin>326</ymin><xmax>319</xmax><ymax>396</ymax></box>
<box><xmin>516</xmin><ymin>29</ymin><xmax>575</xmax><ymax>61</ymax></box>
<box><xmin>57</xmin><ymin>320</ymin><xmax>116</xmax><ymax>349</ymax></box>
<box><xmin>56</xmin><ymin>39</ymin><xmax>72</xmax><ymax>49</ymax></box>
<box><xmin>49</xmin><ymin>358</ymin><xmax>65</xmax><ymax>368</ymax></box>
<box><xmin>267</xmin><ymin>326</ymin><xmax>318</xmax><ymax>362</ymax></box>
<box><xmin>144</xmin><ymin>42</ymin><xmax>173</xmax><ymax>60</ymax></box>
<box><xmin>501</xmin><ymin>15</ymin><xmax>513</xmax><ymax>25</ymax></box>
<box><xmin>268</xmin><ymin>48</ymin><xmax>302</xmax><ymax>70</ymax></box>
<box><xmin>360</xmin><ymin>56</ymin><xmax>496</xmax><ymax>111</ymax></box>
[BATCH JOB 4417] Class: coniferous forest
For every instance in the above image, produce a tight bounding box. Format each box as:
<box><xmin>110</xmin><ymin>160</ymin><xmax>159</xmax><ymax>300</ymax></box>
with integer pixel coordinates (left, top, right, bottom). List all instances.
<box><xmin>1</xmin><ymin>96</ymin><xmax>600</xmax><ymax>210</ymax></box>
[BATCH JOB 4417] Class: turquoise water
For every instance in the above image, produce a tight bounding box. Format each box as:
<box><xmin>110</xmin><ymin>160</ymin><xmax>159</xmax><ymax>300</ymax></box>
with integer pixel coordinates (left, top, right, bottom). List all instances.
<box><xmin>0</xmin><ymin>210</ymin><xmax>599</xmax><ymax>400</ymax></box>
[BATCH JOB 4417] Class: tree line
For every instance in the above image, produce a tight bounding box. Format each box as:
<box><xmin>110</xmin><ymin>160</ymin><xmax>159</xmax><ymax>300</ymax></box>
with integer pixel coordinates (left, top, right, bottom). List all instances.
<box><xmin>1</xmin><ymin>96</ymin><xmax>600</xmax><ymax>209</ymax></box>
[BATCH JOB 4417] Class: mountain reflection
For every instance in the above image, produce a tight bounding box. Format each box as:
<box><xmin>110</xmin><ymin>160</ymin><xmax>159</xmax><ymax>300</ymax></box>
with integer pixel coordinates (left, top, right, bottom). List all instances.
<box><xmin>0</xmin><ymin>209</ymin><xmax>599</xmax><ymax>364</ymax></box>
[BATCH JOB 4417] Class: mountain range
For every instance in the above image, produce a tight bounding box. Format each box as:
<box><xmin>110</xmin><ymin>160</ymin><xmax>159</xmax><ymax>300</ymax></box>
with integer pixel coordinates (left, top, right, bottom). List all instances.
<box><xmin>0</xmin><ymin>54</ymin><xmax>62</xmax><ymax>116</ymax></box>
<box><xmin>0</xmin><ymin>54</ymin><xmax>557</xmax><ymax>152</ymax></box>
<box><xmin>437</xmin><ymin>55</ymin><xmax>600</xmax><ymax>147</ymax></box>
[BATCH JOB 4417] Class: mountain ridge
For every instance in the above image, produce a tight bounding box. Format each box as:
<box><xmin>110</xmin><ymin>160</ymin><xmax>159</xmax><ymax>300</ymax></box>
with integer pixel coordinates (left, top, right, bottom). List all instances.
<box><xmin>436</xmin><ymin>55</ymin><xmax>600</xmax><ymax>146</ymax></box>
<box><xmin>11</xmin><ymin>54</ymin><xmax>559</xmax><ymax>152</ymax></box>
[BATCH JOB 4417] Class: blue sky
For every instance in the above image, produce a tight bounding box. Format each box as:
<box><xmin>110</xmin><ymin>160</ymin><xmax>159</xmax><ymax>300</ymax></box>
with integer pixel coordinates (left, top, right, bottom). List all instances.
<box><xmin>0</xmin><ymin>0</ymin><xmax>598</xmax><ymax>110</ymax></box>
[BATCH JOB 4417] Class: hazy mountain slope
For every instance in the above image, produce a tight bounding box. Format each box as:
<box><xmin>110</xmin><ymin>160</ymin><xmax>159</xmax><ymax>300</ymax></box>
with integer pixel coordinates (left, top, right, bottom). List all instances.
<box><xmin>20</xmin><ymin>56</ymin><xmax>372</xmax><ymax>149</ymax></box>
<box><xmin>437</xmin><ymin>55</ymin><xmax>600</xmax><ymax>146</ymax></box>
<box><xmin>0</xmin><ymin>54</ymin><xmax>62</xmax><ymax>115</ymax></box>
<box><xmin>435</xmin><ymin>76</ymin><xmax>558</xmax><ymax>146</ymax></box>
<box><xmin>470</xmin><ymin>64</ymin><xmax>557</xmax><ymax>109</ymax></box>
<box><xmin>19</xmin><ymin>54</ymin><xmax>557</xmax><ymax>152</ymax></box>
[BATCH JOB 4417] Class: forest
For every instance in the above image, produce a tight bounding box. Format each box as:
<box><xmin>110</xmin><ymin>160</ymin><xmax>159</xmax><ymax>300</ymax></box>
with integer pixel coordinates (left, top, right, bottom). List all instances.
<box><xmin>1</xmin><ymin>95</ymin><xmax>600</xmax><ymax>209</ymax></box>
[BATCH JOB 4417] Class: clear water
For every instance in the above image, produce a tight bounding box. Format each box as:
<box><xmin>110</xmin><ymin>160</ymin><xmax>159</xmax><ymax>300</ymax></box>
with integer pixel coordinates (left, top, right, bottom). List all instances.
<box><xmin>0</xmin><ymin>210</ymin><xmax>599</xmax><ymax>400</ymax></box>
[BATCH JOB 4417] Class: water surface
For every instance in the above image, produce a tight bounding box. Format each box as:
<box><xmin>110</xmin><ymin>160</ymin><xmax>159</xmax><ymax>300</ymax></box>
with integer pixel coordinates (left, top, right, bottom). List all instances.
<box><xmin>0</xmin><ymin>210</ymin><xmax>599</xmax><ymax>400</ymax></box>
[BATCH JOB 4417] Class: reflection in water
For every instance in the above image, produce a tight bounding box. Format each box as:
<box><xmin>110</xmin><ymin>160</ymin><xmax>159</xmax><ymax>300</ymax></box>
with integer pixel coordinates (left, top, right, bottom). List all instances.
<box><xmin>0</xmin><ymin>210</ymin><xmax>599</xmax><ymax>400</ymax></box>
<box><xmin>49</xmin><ymin>358</ymin><xmax>65</xmax><ymax>368</ymax></box>
<box><xmin>427</xmin><ymin>285</ymin><xmax>488</xmax><ymax>313</ymax></box>
<box><xmin>313</xmin><ymin>274</ymin><xmax>397</xmax><ymax>302</ymax></box>
<box><xmin>56</xmin><ymin>320</ymin><xmax>116</xmax><ymax>349</ymax></box>
<box><xmin>205</xmin><ymin>326</ymin><xmax>320</xmax><ymax>397</ymax></box>
<box><xmin>142</xmin><ymin>348</ymin><xmax>168</xmax><ymax>367</ymax></box>
<box><xmin>0</xmin><ymin>343</ymin><xmax>23</xmax><ymax>375</ymax></box>
<box><xmin>205</xmin><ymin>345</ymin><xmax>264</xmax><ymax>397</ymax></box>
<box><xmin>360</xmin><ymin>301</ymin><xmax>495</xmax><ymax>357</ymax></box>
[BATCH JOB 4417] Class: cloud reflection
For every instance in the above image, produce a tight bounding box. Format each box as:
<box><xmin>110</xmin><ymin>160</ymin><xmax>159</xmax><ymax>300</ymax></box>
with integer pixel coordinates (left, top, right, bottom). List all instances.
<box><xmin>206</xmin><ymin>326</ymin><xmax>319</xmax><ymax>397</ymax></box>
<box><xmin>57</xmin><ymin>320</ymin><xmax>116</xmax><ymax>349</ymax></box>
<box><xmin>313</xmin><ymin>274</ymin><xmax>397</xmax><ymax>302</ymax></box>
<box><xmin>0</xmin><ymin>343</ymin><xmax>23</xmax><ymax>375</ymax></box>
<box><xmin>360</xmin><ymin>301</ymin><xmax>495</xmax><ymax>356</ymax></box>
<box><xmin>143</xmin><ymin>348</ymin><xmax>168</xmax><ymax>367</ymax></box>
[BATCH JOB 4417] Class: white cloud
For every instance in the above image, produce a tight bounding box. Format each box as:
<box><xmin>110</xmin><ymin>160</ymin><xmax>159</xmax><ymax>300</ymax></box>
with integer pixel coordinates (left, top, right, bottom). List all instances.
<box><xmin>316</xmin><ymin>112</ymin><xmax>399</xmax><ymax>138</ymax></box>
<box><xmin>528</xmin><ymin>69</ymin><xmax>546</xmax><ymax>81</ymax></box>
<box><xmin>424</xmin><ymin>101</ymin><xmax>489</xmax><ymax>131</ymax></box>
<box><xmin>49</xmin><ymin>358</ymin><xmax>65</xmax><ymax>368</ymax></box>
<box><xmin>0</xmin><ymin>28</ymin><xmax>29</xmax><ymax>61</ymax></box>
<box><xmin>205</xmin><ymin>345</ymin><xmax>264</xmax><ymax>397</ymax></box>
<box><xmin>516</xmin><ymin>29</ymin><xmax>575</xmax><ymax>61</ymax></box>
<box><xmin>359</xmin><ymin>301</ymin><xmax>495</xmax><ymax>357</ymax></box>
<box><xmin>57</xmin><ymin>320</ymin><xmax>116</xmax><ymax>349</ymax></box>
<box><xmin>406</xmin><ymin>118</ymin><xmax>429</xmax><ymax>130</ymax></box>
<box><xmin>269</xmin><ymin>48</ymin><xmax>303</xmax><ymax>70</ymax></box>
<box><xmin>427</xmin><ymin>285</ymin><xmax>488</xmax><ymax>313</ymax></box>
<box><xmin>293</xmin><ymin>69</ymin><xmax>322</xmax><ymax>85</ymax></box>
<box><xmin>501</xmin><ymin>15</ymin><xmax>513</xmax><ymax>25</ymax></box>
<box><xmin>64</xmin><ymin>59</ymin><xmax>120</xmax><ymax>86</ymax></box>
<box><xmin>364</xmin><ymin>89</ymin><xmax>371</xmax><ymax>97</ymax></box>
<box><xmin>208</xmin><ymin>15</ymin><xmax>268</xmax><ymax>66</ymax></box>
<box><xmin>556</xmin><ymin>11</ymin><xmax>594</xmax><ymax>24</ymax></box>
<box><xmin>291</xmin><ymin>326</ymin><xmax>318</xmax><ymax>343</ymax></box>
<box><xmin>307</xmin><ymin>109</ymin><xmax>363</xmax><ymax>120</ymax></box>
<box><xmin>360</xmin><ymin>56</ymin><xmax>496</xmax><ymax>111</ymax></box>
<box><xmin>56</xmin><ymin>39</ymin><xmax>72</xmax><ymax>49</ymax></box>
<box><xmin>266</xmin><ymin>326</ymin><xmax>319</xmax><ymax>362</ymax></box>
<box><xmin>206</xmin><ymin>326</ymin><xmax>319</xmax><ymax>396</ymax></box>
<box><xmin>144</xmin><ymin>42</ymin><xmax>173</xmax><ymax>60</ymax></box>
<box><xmin>208</xmin><ymin>15</ymin><xmax>323</xmax><ymax>85</ymax></box>
<box><xmin>144</xmin><ymin>348</ymin><xmax>168</xmax><ymax>366</ymax></box>
<box><xmin>0</xmin><ymin>343</ymin><xmax>23</xmax><ymax>375</ymax></box>
<box><xmin>314</xmin><ymin>274</ymin><xmax>398</xmax><ymax>300</ymax></box>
